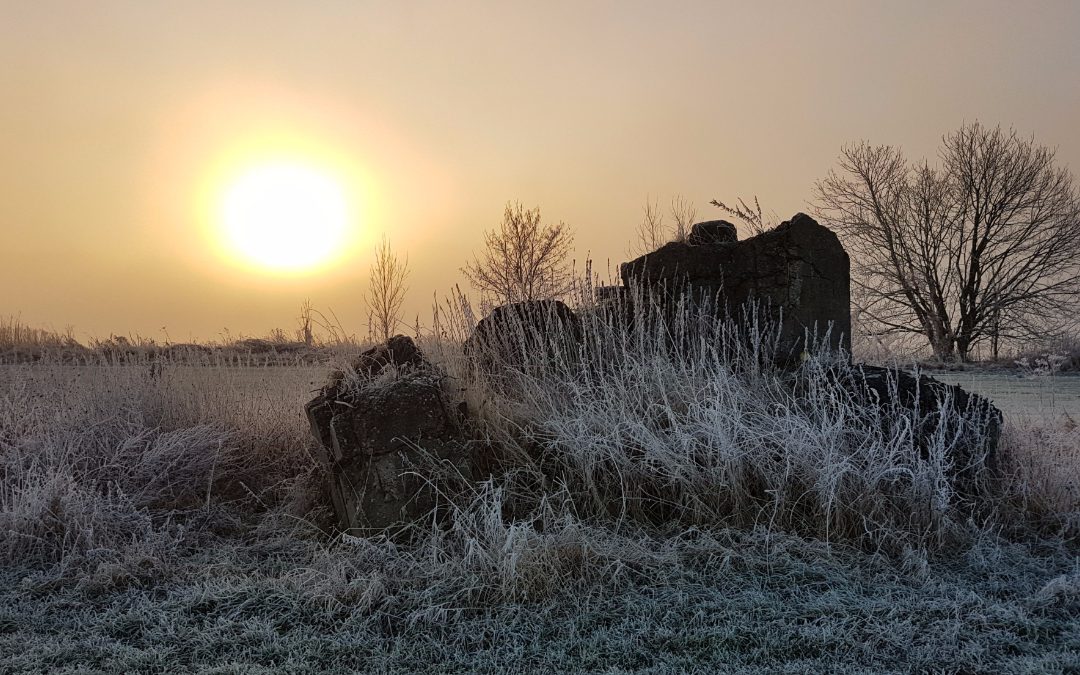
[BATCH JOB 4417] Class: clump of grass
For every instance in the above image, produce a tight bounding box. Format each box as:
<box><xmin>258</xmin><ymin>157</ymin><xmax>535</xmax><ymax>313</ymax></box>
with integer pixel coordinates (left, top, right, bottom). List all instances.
<box><xmin>998</xmin><ymin>413</ymin><xmax>1080</xmax><ymax>531</ymax></box>
<box><xmin>0</xmin><ymin>358</ymin><xmax>327</xmax><ymax>568</ymax></box>
<box><xmin>0</xmin><ymin>315</ymin><xmax>85</xmax><ymax>364</ymax></box>
<box><xmin>431</xmin><ymin>292</ymin><xmax>1008</xmax><ymax>552</ymax></box>
<box><xmin>0</xmin><ymin>315</ymin><xmax>80</xmax><ymax>350</ymax></box>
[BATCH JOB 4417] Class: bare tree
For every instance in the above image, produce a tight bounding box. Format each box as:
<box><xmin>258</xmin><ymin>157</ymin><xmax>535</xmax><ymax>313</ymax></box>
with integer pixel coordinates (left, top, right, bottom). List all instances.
<box><xmin>463</xmin><ymin>202</ymin><xmax>575</xmax><ymax>304</ymax></box>
<box><xmin>815</xmin><ymin>122</ymin><xmax>1080</xmax><ymax>362</ymax></box>
<box><xmin>366</xmin><ymin>236</ymin><xmax>410</xmax><ymax>342</ymax></box>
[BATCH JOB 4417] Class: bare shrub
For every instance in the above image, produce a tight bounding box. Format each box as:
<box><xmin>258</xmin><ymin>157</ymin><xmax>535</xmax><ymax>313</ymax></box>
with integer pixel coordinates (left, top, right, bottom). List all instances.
<box><xmin>710</xmin><ymin>194</ymin><xmax>776</xmax><ymax>238</ymax></box>
<box><xmin>669</xmin><ymin>194</ymin><xmax>697</xmax><ymax>243</ymax></box>
<box><xmin>633</xmin><ymin>196</ymin><xmax>667</xmax><ymax>254</ymax></box>
<box><xmin>366</xmin><ymin>236</ymin><xmax>410</xmax><ymax>342</ymax></box>
<box><xmin>630</xmin><ymin>194</ymin><xmax>699</xmax><ymax>254</ymax></box>
<box><xmin>463</xmin><ymin>202</ymin><xmax>575</xmax><ymax>305</ymax></box>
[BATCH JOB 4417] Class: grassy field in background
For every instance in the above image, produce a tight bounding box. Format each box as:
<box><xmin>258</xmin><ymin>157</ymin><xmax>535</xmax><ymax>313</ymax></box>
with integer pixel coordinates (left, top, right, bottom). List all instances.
<box><xmin>934</xmin><ymin>371</ymin><xmax>1080</xmax><ymax>421</ymax></box>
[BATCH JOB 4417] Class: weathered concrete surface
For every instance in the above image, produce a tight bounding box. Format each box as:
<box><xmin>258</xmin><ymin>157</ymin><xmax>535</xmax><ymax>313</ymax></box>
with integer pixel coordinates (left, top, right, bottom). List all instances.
<box><xmin>464</xmin><ymin>299</ymin><xmax>582</xmax><ymax>372</ymax></box>
<box><xmin>306</xmin><ymin>336</ymin><xmax>471</xmax><ymax>531</ymax></box>
<box><xmin>621</xmin><ymin>213</ymin><xmax>850</xmax><ymax>357</ymax></box>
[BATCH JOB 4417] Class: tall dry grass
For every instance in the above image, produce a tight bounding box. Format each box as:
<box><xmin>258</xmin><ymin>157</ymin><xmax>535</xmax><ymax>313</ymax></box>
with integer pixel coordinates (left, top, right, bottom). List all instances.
<box><xmin>2</xmin><ymin>294</ymin><xmax>1074</xmax><ymax>566</ymax></box>
<box><xmin>425</xmin><ymin>293</ymin><xmax>1043</xmax><ymax>553</ymax></box>
<box><xmin>0</xmin><ymin>316</ymin><xmax>83</xmax><ymax>363</ymax></box>
<box><xmin>0</xmin><ymin>358</ymin><xmax>329</xmax><ymax>567</ymax></box>
<box><xmin>999</xmin><ymin>414</ymin><xmax>1080</xmax><ymax>529</ymax></box>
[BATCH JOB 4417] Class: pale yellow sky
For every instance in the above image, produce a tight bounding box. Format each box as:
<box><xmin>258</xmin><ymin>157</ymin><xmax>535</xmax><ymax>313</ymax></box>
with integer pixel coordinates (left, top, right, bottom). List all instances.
<box><xmin>2</xmin><ymin>1</ymin><xmax>1079</xmax><ymax>342</ymax></box>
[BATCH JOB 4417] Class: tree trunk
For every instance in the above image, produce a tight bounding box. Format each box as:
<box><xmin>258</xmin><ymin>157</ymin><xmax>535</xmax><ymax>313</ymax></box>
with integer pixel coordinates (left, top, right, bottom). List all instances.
<box><xmin>932</xmin><ymin>343</ymin><xmax>956</xmax><ymax>361</ymax></box>
<box><xmin>990</xmin><ymin>310</ymin><xmax>1000</xmax><ymax>361</ymax></box>
<box><xmin>955</xmin><ymin>337</ymin><xmax>972</xmax><ymax>363</ymax></box>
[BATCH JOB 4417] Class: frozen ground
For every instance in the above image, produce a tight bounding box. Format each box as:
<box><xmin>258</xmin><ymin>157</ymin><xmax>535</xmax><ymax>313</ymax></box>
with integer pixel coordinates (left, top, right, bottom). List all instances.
<box><xmin>931</xmin><ymin>372</ymin><xmax>1080</xmax><ymax>422</ymax></box>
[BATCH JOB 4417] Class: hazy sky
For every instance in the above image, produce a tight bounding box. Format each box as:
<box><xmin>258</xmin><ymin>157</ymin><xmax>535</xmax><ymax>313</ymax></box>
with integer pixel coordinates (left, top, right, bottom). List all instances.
<box><xmin>3</xmin><ymin>1</ymin><xmax>1079</xmax><ymax>342</ymax></box>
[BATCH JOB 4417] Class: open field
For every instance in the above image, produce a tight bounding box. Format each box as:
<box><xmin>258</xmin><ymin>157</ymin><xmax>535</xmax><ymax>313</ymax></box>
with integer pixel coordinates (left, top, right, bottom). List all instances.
<box><xmin>933</xmin><ymin>372</ymin><xmax>1080</xmax><ymax>423</ymax></box>
<box><xmin>2</xmin><ymin>323</ymin><xmax>1078</xmax><ymax>672</ymax></box>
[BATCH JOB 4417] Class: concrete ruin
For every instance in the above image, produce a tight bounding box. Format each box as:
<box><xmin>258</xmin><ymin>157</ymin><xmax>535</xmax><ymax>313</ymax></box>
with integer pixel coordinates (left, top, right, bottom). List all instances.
<box><xmin>619</xmin><ymin>213</ymin><xmax>851</xmax><ymax>358</ymax></box>
<box><xmin>305</xmin><ymin>336</ymin><xmax>471</xmax><ymax>531</ymax></box>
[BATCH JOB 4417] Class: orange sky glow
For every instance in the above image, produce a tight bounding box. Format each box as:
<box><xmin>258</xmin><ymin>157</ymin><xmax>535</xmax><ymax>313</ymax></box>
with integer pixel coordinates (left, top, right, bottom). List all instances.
<box><xmin>2</xmin><ymin>1</ymin><xmax>1079</xmax><ymax>342</ymax></box>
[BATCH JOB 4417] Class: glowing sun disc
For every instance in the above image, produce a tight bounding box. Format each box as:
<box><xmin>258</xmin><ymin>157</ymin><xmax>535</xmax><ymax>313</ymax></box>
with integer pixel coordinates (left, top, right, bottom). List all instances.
<box><xmin>220</xmin><ymin>162</ymin><xmax>350</xmax><ymax>271</ymax></box>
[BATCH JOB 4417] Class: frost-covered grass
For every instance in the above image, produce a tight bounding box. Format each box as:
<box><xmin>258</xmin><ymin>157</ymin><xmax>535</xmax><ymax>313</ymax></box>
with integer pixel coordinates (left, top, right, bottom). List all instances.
<box><xmin>2</xmin><ymin>525</ymin><xmax>1077</xmax><ymax>673</ymax></box>
<box><xmin>1</xmin><ymin>300</ymin><xmax>1078</xmax><ymax>673</ymax></box>
<box><xmin>430</xmin><ymin>298</ymin><xmax>1064</xmax><ymax>549</ymax></box>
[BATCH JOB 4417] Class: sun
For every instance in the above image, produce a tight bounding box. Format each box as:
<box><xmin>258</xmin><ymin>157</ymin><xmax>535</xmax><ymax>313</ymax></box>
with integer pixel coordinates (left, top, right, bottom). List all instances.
<box><xmin>218</xmin><ymin>161</ymin><xmax>351</xmax><ymax>272</ymax></box>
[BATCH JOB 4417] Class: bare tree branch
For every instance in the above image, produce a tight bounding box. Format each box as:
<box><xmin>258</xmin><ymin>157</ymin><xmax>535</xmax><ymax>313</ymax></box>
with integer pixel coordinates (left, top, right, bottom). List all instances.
<box><xmin>709</xmin><ymin>195</ymin><xmax>776</xmax><ymax>237</ymax></box>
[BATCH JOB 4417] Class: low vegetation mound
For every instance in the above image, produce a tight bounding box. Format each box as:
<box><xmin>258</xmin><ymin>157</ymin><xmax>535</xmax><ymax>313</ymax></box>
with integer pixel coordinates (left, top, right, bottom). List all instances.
<box><xmin>1</xmin><ymin>306</ymin><xmax>1075</xmax><ymax>671</ymax></box>
<box><xmin>306</xmin><ymin>295</ymin><xmax>1012</xmax><ymax>553</ymax></box>
<box><xmin>307</xmin><ymin>215</ymin><xmax>1009</xmax><ymax>551</ymax></box>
